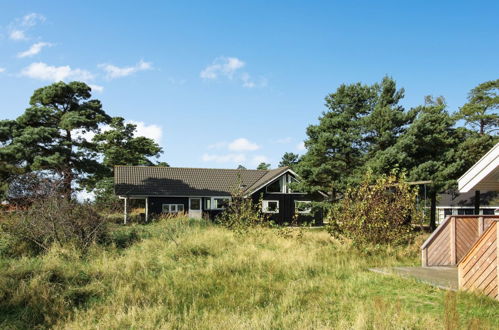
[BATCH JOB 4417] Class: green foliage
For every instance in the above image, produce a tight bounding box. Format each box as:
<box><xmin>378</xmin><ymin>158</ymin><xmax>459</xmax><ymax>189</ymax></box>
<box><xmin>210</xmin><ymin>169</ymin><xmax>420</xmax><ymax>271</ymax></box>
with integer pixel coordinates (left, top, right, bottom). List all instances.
<box><xmin>93</xmin><ymin>116</ymin><xmax>163</xmax><ymax>172</ymax></box>
<box><xmin>298</xmin><ymin>76</ymin><xmax>414</xmax><ymax>196</ymax></box>
<box><xmin>256</xmin><ymin>162</ymin><xmax>271</xmax><ymax>170</ymax></box>
<box><xmin>0</xmin><ymin>81</ymin><xmax>111</xmax><ymax>197</ymax></box>
<box><xmin>216</xmin><ymin>187</ymin><xmax>268</xmax><ymax>233</ymax></box>
<box><xmin>278</xmin><ymin>152</ymin><xmax>300</xmax><ymax>169</ymax></box>
<box><xmin>456</xmin><ymin>79</ymin><xmax>499</xmax><ymax>135</ymax></box>
<box><xmin>329</xmin><ymin>171</ymin><xmax>420</xmax><ymax>246</ymax></box>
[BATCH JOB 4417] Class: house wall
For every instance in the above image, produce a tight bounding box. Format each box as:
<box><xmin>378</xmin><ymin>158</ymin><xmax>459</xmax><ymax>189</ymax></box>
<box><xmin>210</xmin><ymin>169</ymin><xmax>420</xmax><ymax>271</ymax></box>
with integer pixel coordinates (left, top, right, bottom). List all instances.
<box><xmin>149</xmin><ymin>197</ymin><xmax>189</xmax><ymax>215</ymax></box>
<box><xmin>148</xmin><ymin>196</ymin><xmax>226</xmax><ymax>219</ymax></box>
<box><xmin>251</xmin><ymin>188</ymin><xmax>323</xmax><ymax>225</ymax></box>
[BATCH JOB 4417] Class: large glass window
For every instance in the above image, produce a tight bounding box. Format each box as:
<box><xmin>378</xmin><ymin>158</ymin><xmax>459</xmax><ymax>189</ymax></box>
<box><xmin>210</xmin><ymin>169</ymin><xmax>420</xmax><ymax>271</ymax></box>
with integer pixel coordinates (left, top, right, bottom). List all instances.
<box><xmin>295</xmin><ymin>201</ymin><xmax>312</xmax><ymax>214</ymax></box>
<box><xmin>266</xmin><ymin>179</ymin><xmax>282</xmax><ymax>193</ymax></box>
<box><xmin>213</xmin><ymin>197</ymin><xmax>230</xmax><ymax>209</ymax></box>
<box><xmin>162</xmin><ymin>204</ymin><xmax>184</xmax><ymax>213</ymax></box>
<box><xmin>262</xmin><ymin>200</ymin><xmax>279</xmax><ymax>213</ymax></box>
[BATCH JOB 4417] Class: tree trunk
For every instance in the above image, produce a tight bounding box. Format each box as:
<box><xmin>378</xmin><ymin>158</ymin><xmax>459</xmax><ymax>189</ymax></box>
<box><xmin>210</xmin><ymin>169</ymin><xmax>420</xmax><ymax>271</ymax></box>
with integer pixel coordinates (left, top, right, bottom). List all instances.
<box><xmin>430</xmin><ymin>190</ymin><xmax>437</xmax><ymax>231</ymax></box>
<box><xmin>63</xmin><ymin>129</ymin><xmax>73</xmax><ymax>199</ymax></box>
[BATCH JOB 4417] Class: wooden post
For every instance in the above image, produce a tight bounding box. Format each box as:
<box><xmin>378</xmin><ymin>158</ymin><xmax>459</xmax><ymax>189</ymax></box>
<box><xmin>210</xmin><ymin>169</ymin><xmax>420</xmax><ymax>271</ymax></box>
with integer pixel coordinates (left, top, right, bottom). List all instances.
<box><xmin>145</xmin><ymin>197</ymin><xmax>149</xmax><ymax>222</ymax></box>
<box><xmin>450</xmin><ymin>216</ymin><xmax>456</xmax><ymax>265</ymax></box>
<box><xmin>123</xmin><ymin>197</ymin><xmax>128</xmax><ymax>224</ymax></box>
<box><xmin>474</xmin><ymin>190</ymin><xmax>480</xmax><ymax>215</ymax></box>
<box><xmin>422</xmin><ymin>248</ymin><xmax>428</xmax><ymax>267</ymax></box>
<box><xmin>478</xmin><ymin>216</ymin><xmax>484</xmax><ymax>236</ymax></box>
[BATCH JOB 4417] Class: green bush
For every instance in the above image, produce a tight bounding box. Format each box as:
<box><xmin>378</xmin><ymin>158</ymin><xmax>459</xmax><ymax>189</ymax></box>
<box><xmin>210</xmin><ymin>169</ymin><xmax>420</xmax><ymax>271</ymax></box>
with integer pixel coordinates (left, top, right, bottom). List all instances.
<box><xmin>215</xmin><ymin>195</ymin><xmax>268</xmax><ymax>233</ymax></box>
<box><xmin>328</xmin><ymin>171</ymin><xmax>421</xmax><ymax>246</ymax></box>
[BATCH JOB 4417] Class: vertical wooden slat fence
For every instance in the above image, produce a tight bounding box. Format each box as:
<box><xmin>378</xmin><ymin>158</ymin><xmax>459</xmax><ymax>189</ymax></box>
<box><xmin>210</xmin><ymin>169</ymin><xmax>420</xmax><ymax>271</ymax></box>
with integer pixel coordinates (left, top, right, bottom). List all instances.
<box><xmin>458</xmin><ymin>220</ymin><xmax>498</xmax><ymax>300</ymax></box>
<box><xmin>421</xmin><ymin>215</ymin><xmax>499</xmax><ymax>267</ymax></box>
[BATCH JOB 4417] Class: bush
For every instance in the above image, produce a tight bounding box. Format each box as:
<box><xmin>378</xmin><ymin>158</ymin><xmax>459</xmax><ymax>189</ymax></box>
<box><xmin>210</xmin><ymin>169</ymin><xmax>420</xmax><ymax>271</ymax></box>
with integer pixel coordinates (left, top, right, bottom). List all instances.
<box><xmin>216</xmin><ymin>195</ymin><xmax>268</xmax><ymax>233</ymax></box>
<box><xmin>328</xmin><ymin>171</ymin><xmax>420</xmax><ymax>246</ymax></box>
<box><xmin>1</xmin><ymin>197</ymin><xmax>107</xmax><ymax>255</ymax></box>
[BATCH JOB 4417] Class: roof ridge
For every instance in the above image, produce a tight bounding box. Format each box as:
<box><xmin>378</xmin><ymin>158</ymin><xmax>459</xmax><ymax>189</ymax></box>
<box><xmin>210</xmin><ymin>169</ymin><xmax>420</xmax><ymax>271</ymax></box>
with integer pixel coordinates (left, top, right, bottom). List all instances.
<box><xmin>115</xmin><ymin>165</ymin><xmax>281</xmax><ymax>172</ymax></box>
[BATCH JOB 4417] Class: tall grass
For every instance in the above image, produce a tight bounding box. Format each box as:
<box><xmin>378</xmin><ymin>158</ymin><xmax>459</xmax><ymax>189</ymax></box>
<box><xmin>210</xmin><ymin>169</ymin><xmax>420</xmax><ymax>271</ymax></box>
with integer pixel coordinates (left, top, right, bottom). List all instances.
<box><xmin>0</xmin><ymin>217</ymin><xmax>497</xmax><ymax>329</ymax></box>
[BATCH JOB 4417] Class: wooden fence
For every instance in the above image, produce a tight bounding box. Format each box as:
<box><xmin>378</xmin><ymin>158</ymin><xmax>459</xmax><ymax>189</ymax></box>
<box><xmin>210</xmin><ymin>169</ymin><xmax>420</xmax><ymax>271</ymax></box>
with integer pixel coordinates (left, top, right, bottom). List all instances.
<box><xmin>458</xmin><ymin>220</ymin><xmax>498</xmax><ymax>300</ymax></box>
<box><xmin>421</xmin><ymin>215</ymin><xmax>498</xmax><ymax>267</ymax></box>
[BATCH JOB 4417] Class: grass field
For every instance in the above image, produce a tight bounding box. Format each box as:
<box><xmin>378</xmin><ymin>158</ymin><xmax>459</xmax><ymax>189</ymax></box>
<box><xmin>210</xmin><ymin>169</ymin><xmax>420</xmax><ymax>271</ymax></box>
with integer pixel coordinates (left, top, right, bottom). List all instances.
<box><xmin>1</xmin><ymin>217</ymin><xmax>498</xmax><ymax>329</ymax></box>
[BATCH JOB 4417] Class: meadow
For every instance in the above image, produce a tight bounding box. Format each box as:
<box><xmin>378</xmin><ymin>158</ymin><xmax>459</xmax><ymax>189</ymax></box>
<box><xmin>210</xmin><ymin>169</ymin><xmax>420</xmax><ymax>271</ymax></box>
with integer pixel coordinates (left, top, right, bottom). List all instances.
<box><xmin>0</xmin><ymin>217</ymin><xmax>498</xmax><ymax>329</ymax></box>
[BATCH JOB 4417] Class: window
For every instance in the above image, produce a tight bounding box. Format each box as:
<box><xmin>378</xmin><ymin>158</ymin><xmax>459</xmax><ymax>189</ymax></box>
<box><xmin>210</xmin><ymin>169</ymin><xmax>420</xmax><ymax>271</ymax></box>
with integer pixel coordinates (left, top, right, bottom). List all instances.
<box><xmin>266</xmin><ymin>179</ymin><xmax>283</xmax><ymax>193</ymax></box>
<box><xmin>287</xmin><ymin>175</ymin><xmax>304</xmax><ymax>193</ymax></box>
<box><xmin>204</xmin><ymin>197</ymin><xmax>231</xmax><ymax>210</ymax></box>
<box><xmin>482</xmin><ymin>208</ymin><xmax>495</xmax><ymax>215</ymax></box>
<box><xmin>190</xmin><ymin>198</ymin><xmax>201</xmax><ymax>210</ymax></box>
<box><xmin>262</xmin><ymin>200</ymin><xmax>279</xmax><ymax>213</ymax></box>
<box><xmin>265</xmin><ymin>173</ymin><xmax>303</xmax><ymax>194</ymax></box>
<box><xmin>162</xmin><ymin>204</ymin><xmax>184</xmax><ymax>213</ymax></box>
<box><xmin>457</xmin><ymin>208</ymin><xmax>474</xmax><ymax>215</ymax></box>
<box><xmin>295</xmin><ymin>201</ymin><xmax>312</xmax><ymax>214</ymax></box>
<box><xmin>213</xmin><ymin>197</ymin><xmax>230</xmax><ymax>209</ymax></box>
<box><xmin>444</xmin><ymin>209</ymin><xmax>453</xmax><ymax>217</ymax></box>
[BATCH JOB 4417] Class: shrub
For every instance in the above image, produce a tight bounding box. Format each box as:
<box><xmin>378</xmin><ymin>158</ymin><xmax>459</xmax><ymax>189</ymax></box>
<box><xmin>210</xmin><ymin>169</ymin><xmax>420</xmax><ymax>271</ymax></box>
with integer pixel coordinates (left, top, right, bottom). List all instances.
<box><xmin>1</xmin><ymin>197</ymin><xmax>107</xmax><ymax>255</ymax></box>
<box><xmin>216</xmin><ymin>194</ymin><xmax>268</xmax><ymax>233</ymax></box>
<box><xmin>328</xmin><ymin>171</ymin><xmax>420</xmax><ymax>246</ymax></box>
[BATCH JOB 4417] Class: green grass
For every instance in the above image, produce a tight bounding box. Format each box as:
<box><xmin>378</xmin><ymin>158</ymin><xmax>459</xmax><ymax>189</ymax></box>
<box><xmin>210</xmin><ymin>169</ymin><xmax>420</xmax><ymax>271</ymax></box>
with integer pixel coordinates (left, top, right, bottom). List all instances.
<box><xmin>0</xmin><ymin>218</ymin><xmax>498</xmax><ymax>329</ymax></box>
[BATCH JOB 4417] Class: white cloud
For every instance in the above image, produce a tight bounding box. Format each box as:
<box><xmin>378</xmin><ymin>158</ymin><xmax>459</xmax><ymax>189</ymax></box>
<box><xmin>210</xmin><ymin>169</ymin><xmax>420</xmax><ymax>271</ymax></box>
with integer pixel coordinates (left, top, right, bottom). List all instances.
<box><xmin>251</xmin><ymin>155</ymin><xmax>269</xmax><ymax>166</ymax></box>
<box><xmin>127</xmin><ymin>120</ymin><xmax>162</xmax><ymax>143</ymax></box>
<box><xmin>228</xmin><ymin>138</ymin><xmax>260</xmax><ymax>151</ymax></box>
<box><xmin>8</xmin><ymin>13</ymin><xmax>46</xmax><ymax>41</ymax></box>
<box><xmin>9</xmin><ymin>30</ymin><xmax>26</xmax><ymax>41</ymax></box>
<box><xmin>200</xmin><ymin>56</ymin><xmax>267</xmax><ymax>88</ymax></box>
<box><xmin>89</xmin><ymin>84</ymin><xmax>104</xmax><ymax>93</ymax></box>
<box><xmin>0</xmin><ymin>68</ymin><xmax>5</xmax><ymax>73</ymax></box>
<box><xmin>21</xmin><ymin>62</ymin><xmax>94</xmax><ymax>82</ymax></box>
<box><xmin>202</xmin><ymin>153</ymin><xmax>246</xmax><ymax>164</ymax></box>
<box><xmin>21</xmin><ymin>13</ymin><xmax>46</xmax><ymax>27</ymax></box>
<box><xmin>74</xmin><ymin>120</ymin><xmax>162</xmax><ymax>143</ymax></box>
<box><xmin>99</xmin><ymin>60</ymin><xmax>152</xmax><ymax>79</ymax></box>
<box><xmin>17</xmin><ymin>42</ymin><xmax>52</xmax><ymax>58</ymax></box>
<box><xmin>200</xmin><ymin>57</ymin><xmax>245</xmax><ymax>80</ymax></box>
<box><xmin>296</xmin><ymin>141</ymin><xmax>306</xmax><ymax>151</ymax></box>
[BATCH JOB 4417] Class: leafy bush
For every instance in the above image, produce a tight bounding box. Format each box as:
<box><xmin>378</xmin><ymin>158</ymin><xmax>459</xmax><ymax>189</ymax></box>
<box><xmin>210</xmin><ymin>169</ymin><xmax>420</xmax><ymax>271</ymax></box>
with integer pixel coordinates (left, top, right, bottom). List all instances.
<box><xmin>216</xmin><ymin>195</ymin><xmax>268</xmax><ymax>233</ymax></box>
<box><xmin>1</xmin><ymin>197</ymin><xmax>107</xmax><ymax>255</ymax></box>
<box><xmin>328</xmin><ymin>171</ymin><xmax>420</xmax><ymax>246</ymax></box>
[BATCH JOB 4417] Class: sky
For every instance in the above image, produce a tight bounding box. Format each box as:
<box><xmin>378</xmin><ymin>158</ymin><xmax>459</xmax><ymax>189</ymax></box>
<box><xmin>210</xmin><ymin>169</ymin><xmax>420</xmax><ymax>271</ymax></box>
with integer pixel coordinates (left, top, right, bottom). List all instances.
<box><xmin>1</xmin><ymin>1</ymin><xmax>498</xmax><ymax>169</ymax></box>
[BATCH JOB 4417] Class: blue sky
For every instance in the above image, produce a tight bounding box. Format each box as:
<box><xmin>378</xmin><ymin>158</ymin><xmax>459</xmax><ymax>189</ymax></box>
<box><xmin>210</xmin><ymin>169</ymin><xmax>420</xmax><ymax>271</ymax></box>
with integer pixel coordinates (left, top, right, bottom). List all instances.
<box><xmin>1</xmin><ymin>1</ymin><xmax>498</xmax><ymax>169</ymax></box>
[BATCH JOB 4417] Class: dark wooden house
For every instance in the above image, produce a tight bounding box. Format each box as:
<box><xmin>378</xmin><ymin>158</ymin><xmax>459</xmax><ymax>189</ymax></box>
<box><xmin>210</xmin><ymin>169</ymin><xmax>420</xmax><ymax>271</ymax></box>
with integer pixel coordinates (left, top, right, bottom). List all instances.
<box><xmin>114</xmin><ymin>165</ymin><xmax>325</xmax><ymax>224</ymax></box>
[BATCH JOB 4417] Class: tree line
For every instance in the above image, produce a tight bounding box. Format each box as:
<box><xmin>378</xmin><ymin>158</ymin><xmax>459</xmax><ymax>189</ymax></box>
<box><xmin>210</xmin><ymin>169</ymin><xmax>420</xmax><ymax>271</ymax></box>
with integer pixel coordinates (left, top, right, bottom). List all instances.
<box><xmin>1</xmin><ymin>78</ymin><xmax>498</xmax><ymax>227</ymax></box>
<box><xmin>278</xmin><ymin>77</ymin><xmax>498</xmax><ymax>228</ymax></box>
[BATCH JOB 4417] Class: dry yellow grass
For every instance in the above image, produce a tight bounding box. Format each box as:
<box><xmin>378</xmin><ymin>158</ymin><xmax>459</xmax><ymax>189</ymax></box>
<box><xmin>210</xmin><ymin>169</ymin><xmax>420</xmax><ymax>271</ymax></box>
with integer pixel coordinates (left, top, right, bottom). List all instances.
<box><xmin>1</xmin><ymin>218</ymin><xmax>498</xmax><ymax>329</ymax></box>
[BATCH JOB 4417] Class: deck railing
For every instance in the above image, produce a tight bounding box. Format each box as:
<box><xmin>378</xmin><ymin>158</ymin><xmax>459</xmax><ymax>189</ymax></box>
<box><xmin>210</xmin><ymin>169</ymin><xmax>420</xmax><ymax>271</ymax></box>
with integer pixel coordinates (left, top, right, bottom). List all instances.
<box><xmin>458</xmin><ymin>220</ymin><xmax>498</xmax><ymax>300</ymax></box>
<box><xmin>421</xmin><ymin>215</ymin><xmax>499</xmax><ymax>267</ymax></box>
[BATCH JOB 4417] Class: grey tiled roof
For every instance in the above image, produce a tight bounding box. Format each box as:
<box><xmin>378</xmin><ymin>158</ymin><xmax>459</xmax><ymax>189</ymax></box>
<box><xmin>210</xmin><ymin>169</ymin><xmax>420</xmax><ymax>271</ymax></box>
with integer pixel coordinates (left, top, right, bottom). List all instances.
<box><xmin>114</xmin><ymin>166</ymin><xmax>290</xmax><ymax>196</ymax></box>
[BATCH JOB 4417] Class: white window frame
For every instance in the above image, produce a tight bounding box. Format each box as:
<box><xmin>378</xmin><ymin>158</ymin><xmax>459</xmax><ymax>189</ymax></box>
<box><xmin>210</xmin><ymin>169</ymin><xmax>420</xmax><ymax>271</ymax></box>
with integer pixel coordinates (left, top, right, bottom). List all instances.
<box><xmin>265</xmin><ymin>174</ymin><xmax>305</xmax><ymax>194</ymax></box>
<box><xmin>204</xmin><ymin>197</ymin><xmax>231</xmax><ymax>210</ymax></box>
<box><xmin>162</xmin><ymin>204</ymin><xmax>185</xmax><ymax>213</ymax></box>
<box><xmin>294</xmin><ymin>200</ymin><xmax>312</xmax><ymax>214</ymax></box>
<box><xmin>262</xmin><ymin>200</ymin><xmax>279</xmax><ymax>213</ymax></box>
